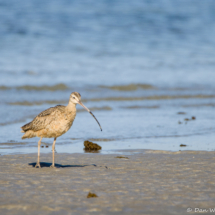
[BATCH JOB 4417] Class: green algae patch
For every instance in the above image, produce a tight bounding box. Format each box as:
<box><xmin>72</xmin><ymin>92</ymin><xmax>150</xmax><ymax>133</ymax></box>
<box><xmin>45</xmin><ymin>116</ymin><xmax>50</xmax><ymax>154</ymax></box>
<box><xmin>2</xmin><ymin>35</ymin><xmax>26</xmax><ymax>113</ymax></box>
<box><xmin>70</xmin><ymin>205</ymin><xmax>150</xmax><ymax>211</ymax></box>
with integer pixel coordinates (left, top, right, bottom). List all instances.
<box><xmin>77</xmin><ymin>106</ymin><xmax>112</xmax><ymax>112</ymax></box>
<box><xmin>182</xmin><ymin>103</ymin><xmax>215</xmax><ymax>107</ymax></box>
<box><xmin>123</xmin><ymin>105</ymin><xmax>159</xmax><ymax>109</ymax></box>
<box><xmin>9</xmin><ymin>100</ymin><xmax>67</xmax><ymax>106</ymax></box>
<box><xmin>100</xmin><ymin>83</ymin><xmax>156</xmax><ymax>91</ymax></box>
<box><xmin>16</xmin><ymin>83</ymin><xmax>69</xmax><ymax>91</ymax></box>
<box><xmin>89</xmin><ymin>138</ymin><xmax>116</xmax><ymax>142</ymax></box>
<box><xmin>177</xmin><ymin>112</ymin><xmax>186</xmax><ymax>115</ymax></box>
<box><xmin>84</xmin><ymin>140</ymin><xmax>102</xmax><ymax>152</ymax></box>
<box><xmin>1</xmin><ymin>84</ymin><xmax>69</xmax><ymax>91</ymax></box>
<box><xmin>9</xmin><ymin>95</ymin><xmax>215</xmax><ymax>106</ymax></box>
<box><xmin>87</xmin><ymin>192</ymin><xmax>98</xmax><ymax>198</ymax></box>
<box><xmin>82</xmin><ymin>94</ymin><xmax>215</xmax><ymax>102</ymax></box>
<box><xmin>115</xmin><ymin>156</ymin><xmax>129</xmax><ymax>159</ymax></box>
<box><xmin>0</xmin><ymin>86</ymin><xmax>10</xmax><ymax>90</ymax></box>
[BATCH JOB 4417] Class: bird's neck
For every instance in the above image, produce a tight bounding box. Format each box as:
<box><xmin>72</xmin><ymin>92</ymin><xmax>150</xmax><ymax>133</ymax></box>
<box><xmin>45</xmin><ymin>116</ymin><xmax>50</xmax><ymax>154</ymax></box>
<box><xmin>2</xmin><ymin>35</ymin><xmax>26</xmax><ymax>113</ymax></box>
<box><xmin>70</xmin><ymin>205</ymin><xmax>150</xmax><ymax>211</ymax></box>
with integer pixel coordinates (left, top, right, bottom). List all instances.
<box><xmin>66</xmin><ymin>102</ymin><xmax>77</xmax><ymax>113</ymax></box>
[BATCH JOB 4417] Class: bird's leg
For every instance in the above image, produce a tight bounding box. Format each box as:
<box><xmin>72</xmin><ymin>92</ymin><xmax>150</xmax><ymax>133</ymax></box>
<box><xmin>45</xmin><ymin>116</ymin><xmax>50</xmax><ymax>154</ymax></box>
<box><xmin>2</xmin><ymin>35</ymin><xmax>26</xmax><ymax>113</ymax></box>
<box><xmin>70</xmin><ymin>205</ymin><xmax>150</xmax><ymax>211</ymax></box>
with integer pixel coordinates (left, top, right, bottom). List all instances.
<box><xmin>50</xmin><ymin>138</ymin><xmax>57</xmax><ymax>168</ymax></box>
<box><xmin>35</xmin><ymin>138</ymin><xmax>42</xmax><ymax>168</ymax></box>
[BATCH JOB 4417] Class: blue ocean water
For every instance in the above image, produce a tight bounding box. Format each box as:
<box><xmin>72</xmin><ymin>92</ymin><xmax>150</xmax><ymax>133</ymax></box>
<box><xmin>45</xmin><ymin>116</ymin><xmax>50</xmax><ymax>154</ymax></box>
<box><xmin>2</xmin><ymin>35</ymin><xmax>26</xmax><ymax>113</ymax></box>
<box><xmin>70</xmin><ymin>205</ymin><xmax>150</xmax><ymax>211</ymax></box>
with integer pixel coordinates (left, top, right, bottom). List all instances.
<box><xmin>0</xmin><ymin>0</ymin><xmax>215</xmax><ymax>154</ymax></box>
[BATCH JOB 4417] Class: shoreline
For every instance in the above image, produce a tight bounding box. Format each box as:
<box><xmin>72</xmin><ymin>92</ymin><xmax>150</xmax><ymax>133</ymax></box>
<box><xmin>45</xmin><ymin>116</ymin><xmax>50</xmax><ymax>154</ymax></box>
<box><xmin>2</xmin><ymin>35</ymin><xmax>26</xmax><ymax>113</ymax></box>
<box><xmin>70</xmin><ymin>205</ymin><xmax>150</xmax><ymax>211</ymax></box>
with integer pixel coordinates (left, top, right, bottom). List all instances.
<box><xmin>1</xmin><ymin>150</ymin><xmax>215</xmax><ymax>214</ymax></box>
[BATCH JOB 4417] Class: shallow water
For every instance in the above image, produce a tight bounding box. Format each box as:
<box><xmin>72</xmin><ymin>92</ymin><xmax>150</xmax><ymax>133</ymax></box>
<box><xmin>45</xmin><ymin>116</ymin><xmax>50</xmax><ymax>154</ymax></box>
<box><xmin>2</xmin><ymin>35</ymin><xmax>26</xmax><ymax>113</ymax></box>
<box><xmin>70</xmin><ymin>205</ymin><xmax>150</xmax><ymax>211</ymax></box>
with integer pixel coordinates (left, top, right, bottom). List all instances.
<box><xmin>0</xmin><ymin>0</ymin><xmax>215</xmax><ymax>155</ymax></box>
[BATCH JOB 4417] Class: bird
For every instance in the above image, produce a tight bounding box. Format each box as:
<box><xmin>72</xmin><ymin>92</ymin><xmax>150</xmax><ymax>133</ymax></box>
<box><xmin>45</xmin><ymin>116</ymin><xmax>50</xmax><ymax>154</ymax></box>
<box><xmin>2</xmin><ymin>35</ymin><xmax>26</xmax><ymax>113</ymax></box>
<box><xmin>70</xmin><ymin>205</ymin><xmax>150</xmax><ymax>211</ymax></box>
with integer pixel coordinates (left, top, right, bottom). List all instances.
<box><xmin>21</xmin><ymin>92</ymin><xmax>102</xmax><ymax>168</ymax></box>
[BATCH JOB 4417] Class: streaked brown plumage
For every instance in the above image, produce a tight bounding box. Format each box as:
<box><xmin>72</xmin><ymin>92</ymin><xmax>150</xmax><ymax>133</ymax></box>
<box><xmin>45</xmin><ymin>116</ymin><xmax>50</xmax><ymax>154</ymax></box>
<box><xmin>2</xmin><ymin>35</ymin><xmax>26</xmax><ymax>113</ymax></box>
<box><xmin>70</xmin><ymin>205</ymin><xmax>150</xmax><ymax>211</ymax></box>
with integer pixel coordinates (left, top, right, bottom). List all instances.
<box><xmin>21</xmin><ymin>105</ymin><xmax>76</xmax><ymax>139</ymax></box>
<box><xmin>21</xmin><ymin>92</ymin><xmax>102</xmax><ymax>168</ymax></box>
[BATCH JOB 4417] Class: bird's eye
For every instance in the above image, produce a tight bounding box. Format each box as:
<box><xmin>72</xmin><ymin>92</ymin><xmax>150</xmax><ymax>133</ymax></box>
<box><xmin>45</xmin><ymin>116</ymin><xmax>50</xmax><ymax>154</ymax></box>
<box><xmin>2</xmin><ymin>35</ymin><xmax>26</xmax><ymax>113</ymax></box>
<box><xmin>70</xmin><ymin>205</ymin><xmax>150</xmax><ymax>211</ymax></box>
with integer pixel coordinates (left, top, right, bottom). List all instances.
<box><xmin>73</xmin><ymin>97</ymin><xmax>75</xmax><ymax>99</ymax></box>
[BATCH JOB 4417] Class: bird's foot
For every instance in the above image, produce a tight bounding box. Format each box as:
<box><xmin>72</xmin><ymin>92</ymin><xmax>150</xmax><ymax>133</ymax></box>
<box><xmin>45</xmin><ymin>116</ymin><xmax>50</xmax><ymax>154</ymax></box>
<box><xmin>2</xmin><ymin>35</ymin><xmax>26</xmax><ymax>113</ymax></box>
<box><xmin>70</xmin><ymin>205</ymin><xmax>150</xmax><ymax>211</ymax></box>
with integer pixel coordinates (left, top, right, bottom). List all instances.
<box><xmin>50</xmin><ymin>164</ymin><xmax>56</xmax><ymax>168</ymax></box>
<box><xmin>35</xmin><ymin>162</ymin><xmax>41</xmax><ymax>168</ymax></box>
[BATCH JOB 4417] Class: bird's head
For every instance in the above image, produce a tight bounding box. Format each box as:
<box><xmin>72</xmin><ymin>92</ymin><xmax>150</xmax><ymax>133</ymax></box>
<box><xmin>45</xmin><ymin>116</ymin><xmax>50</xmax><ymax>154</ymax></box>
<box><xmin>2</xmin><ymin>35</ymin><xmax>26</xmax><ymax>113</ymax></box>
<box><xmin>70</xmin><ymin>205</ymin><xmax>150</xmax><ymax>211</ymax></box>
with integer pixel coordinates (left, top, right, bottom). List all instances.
<box><xmin>69</xmin><ymin>92</ymin><xmax>102</xmax><ymax>131</ymax></box>
<box><xmin>69</xmin><ymin>92</ymin><xmax>82</xmax><ymax>104</ymax></box>
<box><xmin>69</xmin><ymin>91</ymin><xmax>90</xmax><ymax>112</ymax></box>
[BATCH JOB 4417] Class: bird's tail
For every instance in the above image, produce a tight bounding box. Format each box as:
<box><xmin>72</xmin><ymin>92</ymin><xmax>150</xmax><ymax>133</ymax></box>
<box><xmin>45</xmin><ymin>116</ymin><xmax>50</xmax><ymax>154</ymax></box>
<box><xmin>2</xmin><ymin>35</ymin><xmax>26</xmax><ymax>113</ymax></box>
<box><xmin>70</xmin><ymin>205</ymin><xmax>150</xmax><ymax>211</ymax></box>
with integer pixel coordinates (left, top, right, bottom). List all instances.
<box><xmin>21</xmin><ymin>122</ymin><xmax>32</xmax><ymax>132</ymax></box>
<box><xmin>21</xmin><ymin>130</ymin><xmax>36</xmax><ymax>139</ymax></box>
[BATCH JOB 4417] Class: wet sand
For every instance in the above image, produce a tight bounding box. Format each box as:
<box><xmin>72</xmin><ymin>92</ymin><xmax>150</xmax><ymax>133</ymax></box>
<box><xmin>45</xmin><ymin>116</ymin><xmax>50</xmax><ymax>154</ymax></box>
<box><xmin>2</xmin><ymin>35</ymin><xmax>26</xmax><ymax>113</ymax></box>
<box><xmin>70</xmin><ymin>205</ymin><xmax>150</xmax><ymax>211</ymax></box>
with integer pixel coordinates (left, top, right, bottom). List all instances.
<box><xmin>0</xmin><ymin>150</ymin><xmax>215</xmax><ymax>215</ymax></box>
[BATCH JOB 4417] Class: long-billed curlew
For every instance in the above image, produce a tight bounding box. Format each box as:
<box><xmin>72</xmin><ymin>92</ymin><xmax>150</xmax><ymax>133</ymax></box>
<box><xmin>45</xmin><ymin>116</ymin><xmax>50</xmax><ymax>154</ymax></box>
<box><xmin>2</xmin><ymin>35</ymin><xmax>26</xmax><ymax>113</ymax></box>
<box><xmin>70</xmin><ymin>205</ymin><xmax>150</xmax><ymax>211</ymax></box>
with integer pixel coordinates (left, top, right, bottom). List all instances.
<box><xmin>21</xmin><ymin>92</ymin><xmax>102</xmax><ymax>168</ymax></box>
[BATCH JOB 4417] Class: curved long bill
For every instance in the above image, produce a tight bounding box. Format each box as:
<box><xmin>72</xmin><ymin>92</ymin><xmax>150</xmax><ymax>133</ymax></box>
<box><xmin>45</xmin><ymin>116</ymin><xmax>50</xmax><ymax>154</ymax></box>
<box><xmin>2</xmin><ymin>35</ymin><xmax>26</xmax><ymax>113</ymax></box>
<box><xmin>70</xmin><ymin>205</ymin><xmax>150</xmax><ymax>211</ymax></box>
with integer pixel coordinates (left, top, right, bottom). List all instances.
<box><xmin>78</xmin><ymin>101</ymin><xmax>102</xmax><ymax>131</ymax></box>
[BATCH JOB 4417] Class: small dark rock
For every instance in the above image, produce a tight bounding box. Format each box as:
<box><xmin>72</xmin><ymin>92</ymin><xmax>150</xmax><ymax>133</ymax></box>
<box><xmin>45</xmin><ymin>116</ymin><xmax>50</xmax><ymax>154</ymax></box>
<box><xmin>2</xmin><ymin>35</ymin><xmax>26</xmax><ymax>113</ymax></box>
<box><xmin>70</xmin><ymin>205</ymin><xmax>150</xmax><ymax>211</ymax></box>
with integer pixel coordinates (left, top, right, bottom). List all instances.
<box><xmin>87</xmin><ymin>192</ymin><xmax>98</xmax><ymax>198</ymax></box>
<box><xmin>180</xmin><ymin>144</ymin><xmax>187</xmax><ymax>147</ymax></box>
<box><xmin>46</xmin><ymin>145</ymin><xmax>49</xmax><ymax>148</ymax></box>
<box><xmin>192</xmin><ymin>116</ymin><xmax>196</xmax><ymax>120</ymax></box>
<box><xmin>184</xmin><ymin>118</ymin><xmax>190</xmax><ymax>121</ymax></box>
<box><xmin>84</xmin><ymin>140</ymin><xmax>102</xmax><ymax>152</ymax></box>
<box><xmin>41</xmin><ymin>146</ymin><xmax>44</xmax><ymax>148</ymax></box>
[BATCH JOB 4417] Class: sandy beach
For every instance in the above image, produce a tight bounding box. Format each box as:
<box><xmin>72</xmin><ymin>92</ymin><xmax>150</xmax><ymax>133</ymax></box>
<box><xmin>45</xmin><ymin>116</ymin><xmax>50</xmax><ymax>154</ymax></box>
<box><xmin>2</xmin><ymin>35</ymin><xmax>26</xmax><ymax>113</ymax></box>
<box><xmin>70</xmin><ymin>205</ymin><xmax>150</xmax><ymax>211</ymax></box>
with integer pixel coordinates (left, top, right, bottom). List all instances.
<box><xmin>1</xmin><ymin>150</ymin><xmax>215</xmax><ymax>215</ymax></box>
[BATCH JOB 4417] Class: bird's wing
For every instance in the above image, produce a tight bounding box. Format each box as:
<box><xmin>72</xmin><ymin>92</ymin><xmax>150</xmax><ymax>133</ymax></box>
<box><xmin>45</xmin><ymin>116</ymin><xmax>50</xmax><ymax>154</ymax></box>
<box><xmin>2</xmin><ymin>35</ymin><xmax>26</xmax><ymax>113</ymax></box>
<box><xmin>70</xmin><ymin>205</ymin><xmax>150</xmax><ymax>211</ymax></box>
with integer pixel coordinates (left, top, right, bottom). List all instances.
<box><xmin>21</xmin><ymin>105</ymin><xmax>65</xmax><ymax>132</ymax></box>
<box><xmin>37</xmin><ymin>106</ymin><xmax>58</xmax><ymax>117</ymax></box>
